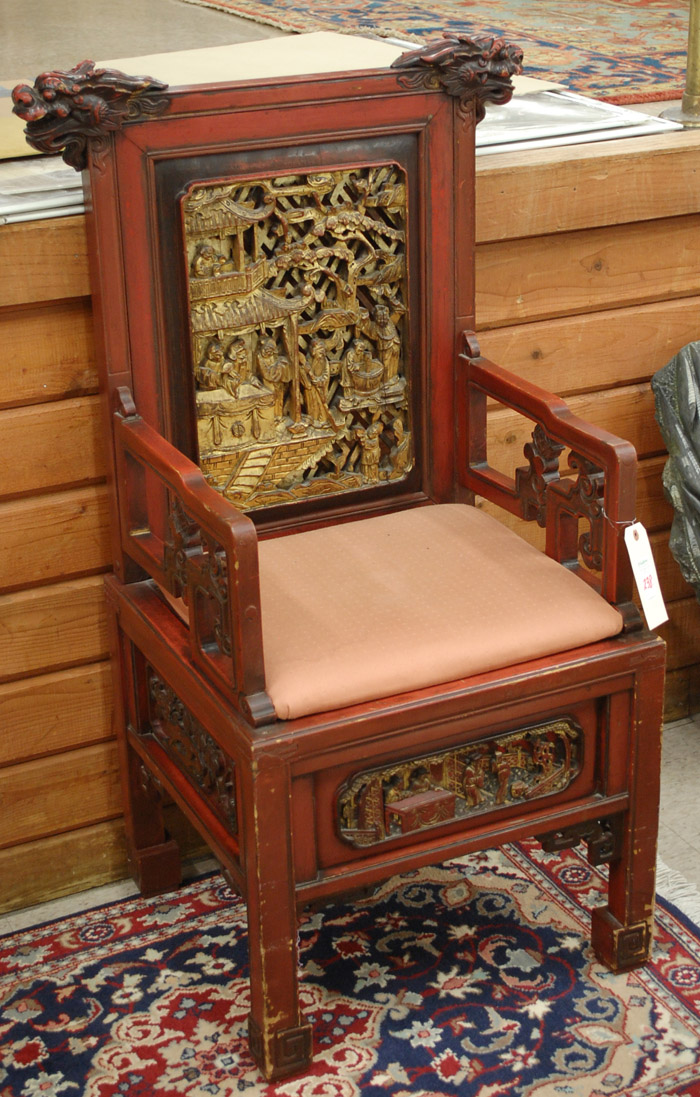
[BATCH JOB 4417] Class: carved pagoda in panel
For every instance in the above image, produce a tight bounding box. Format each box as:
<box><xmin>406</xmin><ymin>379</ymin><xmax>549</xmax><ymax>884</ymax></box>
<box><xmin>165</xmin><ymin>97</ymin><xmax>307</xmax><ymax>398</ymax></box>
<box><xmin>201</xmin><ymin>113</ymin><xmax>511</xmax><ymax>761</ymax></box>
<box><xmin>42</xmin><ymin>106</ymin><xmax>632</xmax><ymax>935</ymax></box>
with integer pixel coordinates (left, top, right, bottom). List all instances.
<box><xmin>182</xmin><ymin>164</ymin><xmax>412</xmax><ymax>509</ymax></box>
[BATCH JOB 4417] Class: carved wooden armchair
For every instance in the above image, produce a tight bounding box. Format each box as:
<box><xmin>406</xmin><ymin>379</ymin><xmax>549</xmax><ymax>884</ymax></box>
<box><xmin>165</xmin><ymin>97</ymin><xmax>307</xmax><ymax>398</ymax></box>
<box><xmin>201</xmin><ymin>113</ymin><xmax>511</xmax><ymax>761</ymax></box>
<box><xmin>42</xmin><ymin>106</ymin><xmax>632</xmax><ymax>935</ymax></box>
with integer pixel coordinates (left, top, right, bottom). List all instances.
<box><xmin>14</xmin><ymin>34</ymin><xmax>665</xmax><ymax>1081</ymax></box>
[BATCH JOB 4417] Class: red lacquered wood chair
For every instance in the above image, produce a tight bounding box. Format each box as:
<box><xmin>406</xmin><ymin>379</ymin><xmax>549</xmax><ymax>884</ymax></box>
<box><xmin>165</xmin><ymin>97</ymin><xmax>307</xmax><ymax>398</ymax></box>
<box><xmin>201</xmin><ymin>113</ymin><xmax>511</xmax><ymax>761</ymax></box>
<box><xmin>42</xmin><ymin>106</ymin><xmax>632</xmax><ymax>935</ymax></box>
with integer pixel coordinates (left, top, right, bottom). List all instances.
<box><xmin>14</xmin><ymin>34</ymin><xmax>665</xmax><ymax>1081</ymax></box>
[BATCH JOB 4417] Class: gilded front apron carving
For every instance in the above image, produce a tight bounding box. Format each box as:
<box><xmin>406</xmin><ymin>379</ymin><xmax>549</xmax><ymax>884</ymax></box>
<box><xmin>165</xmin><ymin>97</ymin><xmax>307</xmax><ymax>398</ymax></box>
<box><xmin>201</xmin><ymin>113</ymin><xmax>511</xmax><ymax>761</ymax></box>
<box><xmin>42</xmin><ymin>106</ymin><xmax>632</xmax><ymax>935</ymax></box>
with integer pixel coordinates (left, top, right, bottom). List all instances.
<box><xmin>337</xmin><ymin>719</ymin><xmax>581</xmax><ymax>847</ymax></box>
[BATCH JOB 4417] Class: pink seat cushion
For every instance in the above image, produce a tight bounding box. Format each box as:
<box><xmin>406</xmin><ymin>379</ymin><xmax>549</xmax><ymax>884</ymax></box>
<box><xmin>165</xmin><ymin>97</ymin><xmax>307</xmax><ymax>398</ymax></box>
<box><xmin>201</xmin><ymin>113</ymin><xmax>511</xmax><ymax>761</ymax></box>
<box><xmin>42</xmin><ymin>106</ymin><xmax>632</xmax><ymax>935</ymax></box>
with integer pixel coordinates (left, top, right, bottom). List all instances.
<box><xmin>257</xmin><ymin>504</ymin><xmax>623</xmax><ymax>720</ymax></box>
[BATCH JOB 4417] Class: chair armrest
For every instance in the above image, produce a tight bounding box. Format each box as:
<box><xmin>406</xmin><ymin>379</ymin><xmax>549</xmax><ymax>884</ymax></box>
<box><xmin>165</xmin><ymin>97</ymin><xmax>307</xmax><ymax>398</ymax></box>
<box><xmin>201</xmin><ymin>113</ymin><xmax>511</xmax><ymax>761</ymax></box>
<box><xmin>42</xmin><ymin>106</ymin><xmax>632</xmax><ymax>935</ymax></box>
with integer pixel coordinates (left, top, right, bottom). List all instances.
<box><xmin>112</xmin><ymin>388</ymin><xmax>274</xmax><ymax>726</ymax></box>
<box><xmin>458</xmin><ymin>332</ymin><xmax>639</xmax><ymax>621</ymax></box>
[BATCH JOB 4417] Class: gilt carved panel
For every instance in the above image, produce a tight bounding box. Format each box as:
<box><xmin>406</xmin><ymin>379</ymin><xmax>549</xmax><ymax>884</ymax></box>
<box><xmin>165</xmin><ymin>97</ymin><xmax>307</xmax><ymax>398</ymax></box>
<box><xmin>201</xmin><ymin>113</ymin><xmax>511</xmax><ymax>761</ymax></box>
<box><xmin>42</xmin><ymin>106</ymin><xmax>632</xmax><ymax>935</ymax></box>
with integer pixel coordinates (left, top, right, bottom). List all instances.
<box><xmin>337</xmin><ymin>719</ymin><xmax>581</xmax><ymax>847</ymax></box>
<box><xmin>181</xmin><ymin>164</ymin><xmax>412</xmax><ymax>510</ymax></box>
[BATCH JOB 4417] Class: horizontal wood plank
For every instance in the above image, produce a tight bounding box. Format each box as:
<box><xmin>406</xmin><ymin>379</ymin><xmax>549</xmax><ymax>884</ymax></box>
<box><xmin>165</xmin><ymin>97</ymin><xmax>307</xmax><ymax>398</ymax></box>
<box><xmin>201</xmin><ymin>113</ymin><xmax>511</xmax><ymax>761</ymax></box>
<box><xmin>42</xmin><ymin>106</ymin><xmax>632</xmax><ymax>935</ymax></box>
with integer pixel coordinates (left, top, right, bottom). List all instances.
<box><xmin>475</xmin><ymin>214</ymin><xmax>700</xmax><ymax>329</ymax></box>
<box><xmin>476</xmin><ymin>297</ymin><xmax>700</xmax><ymax>398</ymax></box>
<box><xmin>0</xmin><ymin>298</ymin><xmax>97</xmax><ymax>410</ymax></box>
<box><xmin>662</xmin><ymin>595</ymin><xmax>700</xmax><ymax>672</ymax></box>
<box><xmin>476</xmin><ymin>131</ymin><xmax>700</xmax><ymax>243</ymax></box>
<box><xmin>0</xmin><ymin>741</ymin><xmax>121</xmax><ymax>849</ymax></box>
<box><xmin>0</xmin><ymin>485</ymin><xmax>111</xmax><ymax>594</ymax></box>
<box><xmin>485</xmin><ymin>384</ymin><xmax>665</xmax><ymax>478</ymax></box>
<box><xmin>0</xmin><ymin>662</ymin><xmax>113</xmax><ymax>768</ymax></box>
<box><xmin>651</xmin><ymin>532</ymin><xmax>694</xmax><ymax>605</ymax></box>
<box><xmin>0</xmin><ymin>808</ymin><xmax>209</xmax><ymax>915</ymax></box>
<box><xmin>0</xmin><ymin>820</ymin><xmax>128</xmax><ymax>915</ymax></box>
<box><xmin>0</xmin><ymin>215</ymin><xmax>90</xmax><ymax>308</ymax></box>
<box><xmin>0</xmin><ymin>576</ymin><xmax>108</xmax><ymax>684</ymax></box>
<box><xmin>664</xmin><ymin>665</ymin><xmax>700</xmax><ymax>722</ymax></box>
<box><xmin>0</xmin><ymin>395</ymin><xmax>106</xmax><ymax>501</ymax></box>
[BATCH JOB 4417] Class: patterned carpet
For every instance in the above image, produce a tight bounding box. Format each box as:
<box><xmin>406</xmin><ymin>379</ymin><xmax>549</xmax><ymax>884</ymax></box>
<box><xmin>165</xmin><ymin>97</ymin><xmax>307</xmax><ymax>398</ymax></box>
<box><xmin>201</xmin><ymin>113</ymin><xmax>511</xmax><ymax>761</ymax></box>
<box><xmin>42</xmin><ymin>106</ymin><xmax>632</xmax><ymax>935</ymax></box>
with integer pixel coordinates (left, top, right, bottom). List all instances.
<box><xmin>179</xmin><ymin>0</ymin><xmax>689</xmax><ymax>102</ymax></box>
<box><xmin>3</xmin><ymin>840</ymin><xmax>700</xmax><ymax>1096</ymax></box>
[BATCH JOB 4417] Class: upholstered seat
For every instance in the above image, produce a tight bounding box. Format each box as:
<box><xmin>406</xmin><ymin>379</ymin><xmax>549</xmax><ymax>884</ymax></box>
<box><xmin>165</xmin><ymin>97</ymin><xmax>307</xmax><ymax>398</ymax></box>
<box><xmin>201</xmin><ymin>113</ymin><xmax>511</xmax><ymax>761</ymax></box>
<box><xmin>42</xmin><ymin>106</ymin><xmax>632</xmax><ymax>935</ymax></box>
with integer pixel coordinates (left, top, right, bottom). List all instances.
<box><xmin>259</xmin><ymin>504</ymin><xmax>623</xmax><ymax>719</ymax></box>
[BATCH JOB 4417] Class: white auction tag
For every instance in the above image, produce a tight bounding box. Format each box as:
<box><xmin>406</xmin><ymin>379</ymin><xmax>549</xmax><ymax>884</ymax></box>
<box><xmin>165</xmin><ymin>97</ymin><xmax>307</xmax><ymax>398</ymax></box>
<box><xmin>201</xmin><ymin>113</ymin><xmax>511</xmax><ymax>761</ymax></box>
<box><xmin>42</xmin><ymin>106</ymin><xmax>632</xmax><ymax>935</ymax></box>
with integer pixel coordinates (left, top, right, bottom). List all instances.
<box><xmin>624</xmin><ymin>522</ymin><xmax>668</xmax><ymax>631</ymax></box>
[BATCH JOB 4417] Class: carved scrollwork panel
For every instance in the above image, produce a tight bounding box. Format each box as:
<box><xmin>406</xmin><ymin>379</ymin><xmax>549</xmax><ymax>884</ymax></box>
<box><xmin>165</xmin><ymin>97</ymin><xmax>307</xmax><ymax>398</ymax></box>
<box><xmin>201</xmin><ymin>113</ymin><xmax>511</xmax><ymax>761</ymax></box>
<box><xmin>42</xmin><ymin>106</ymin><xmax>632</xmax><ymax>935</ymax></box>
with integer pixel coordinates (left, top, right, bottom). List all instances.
<box><xmin>163</xmin><ymin>495</ymin><xmax>200</xmax><ymax>602</ymax></box>
<box><xmin>144</xmin><ymin>670</ymin><xmax>238</xmax><ymax>834</ymax></box>
<box><xmin>182</xmin><ymin>164</ymin><xmax>413</xmax><ymax>511</ymax></box>
<box><xmin>515</xmin><ymin>424</ymin><xmax>565</xmax><ymax>527</ymax></box>
<box><xmin>192</xmin><ymin>534</ymin><xmax>233</xmax><ymax>660</ymax></box>
<box><xmin>569</xmin><ymin>452</ymin><xmax>606</xmax><ymax>570</ymax></box>
<box><xmin>337</xmin><ymin>718</ymin><xmax>581</xmax><ymax>848</ymax></box>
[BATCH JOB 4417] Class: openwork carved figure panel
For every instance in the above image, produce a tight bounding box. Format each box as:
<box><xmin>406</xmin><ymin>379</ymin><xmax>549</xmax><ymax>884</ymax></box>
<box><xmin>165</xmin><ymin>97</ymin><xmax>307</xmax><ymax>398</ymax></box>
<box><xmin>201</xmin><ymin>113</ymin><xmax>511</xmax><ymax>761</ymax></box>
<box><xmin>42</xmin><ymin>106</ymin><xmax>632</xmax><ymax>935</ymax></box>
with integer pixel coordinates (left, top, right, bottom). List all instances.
<box><xmin>181</xmin><ymin>164</ymin><xmax>412</xmax><ymax>510</ymax></box>
<box><xmin>337</xmin><ymin>719</ymin><xmax>581</xmax><ymax>848</ymax></box>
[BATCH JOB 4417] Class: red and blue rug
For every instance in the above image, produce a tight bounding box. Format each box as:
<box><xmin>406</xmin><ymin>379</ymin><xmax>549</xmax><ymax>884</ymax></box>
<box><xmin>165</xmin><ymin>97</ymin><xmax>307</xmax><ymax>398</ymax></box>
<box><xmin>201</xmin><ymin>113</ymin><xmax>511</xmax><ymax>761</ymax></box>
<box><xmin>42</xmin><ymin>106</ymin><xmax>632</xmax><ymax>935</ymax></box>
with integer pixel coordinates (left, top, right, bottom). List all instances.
<box><xmin>3</xmin><ymin>840</ymin><xmax>700</xmax><ymax>1095</ymax></box>
<box><xmin>180</xmin><ymin>0</ymin><xmax>689</xmax><ymax>103</ymax></box>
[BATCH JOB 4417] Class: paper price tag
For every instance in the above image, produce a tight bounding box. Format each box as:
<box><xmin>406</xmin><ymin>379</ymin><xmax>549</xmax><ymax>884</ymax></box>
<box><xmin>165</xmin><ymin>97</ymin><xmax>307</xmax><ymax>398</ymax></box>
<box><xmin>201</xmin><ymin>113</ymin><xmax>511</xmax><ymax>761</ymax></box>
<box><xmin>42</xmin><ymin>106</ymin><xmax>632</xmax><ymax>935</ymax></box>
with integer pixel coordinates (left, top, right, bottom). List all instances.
<box><xmin>624</xmin><ymin>522</ymin><xmax>668</xmax><ymax>631</ymax></box>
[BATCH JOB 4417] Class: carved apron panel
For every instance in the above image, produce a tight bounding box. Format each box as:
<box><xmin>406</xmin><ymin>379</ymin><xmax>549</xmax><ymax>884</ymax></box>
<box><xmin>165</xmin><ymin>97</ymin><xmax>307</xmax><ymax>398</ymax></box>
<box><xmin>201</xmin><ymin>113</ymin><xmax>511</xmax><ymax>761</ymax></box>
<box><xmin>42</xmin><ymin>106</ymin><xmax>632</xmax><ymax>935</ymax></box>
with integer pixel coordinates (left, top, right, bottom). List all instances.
<box><xmin>181</xmin><ymin>164</ymin><xmax>412</xmax><ymax>510</ymax></box>
<box><xmin>144</xmin><ymin>669</ymin><xmax>238</xmax><ymax>834</ymax></box>
<box><xmin>337</xmin><ymin>719</ymin><xmax>581</xmax><ymax>847</ymax></box>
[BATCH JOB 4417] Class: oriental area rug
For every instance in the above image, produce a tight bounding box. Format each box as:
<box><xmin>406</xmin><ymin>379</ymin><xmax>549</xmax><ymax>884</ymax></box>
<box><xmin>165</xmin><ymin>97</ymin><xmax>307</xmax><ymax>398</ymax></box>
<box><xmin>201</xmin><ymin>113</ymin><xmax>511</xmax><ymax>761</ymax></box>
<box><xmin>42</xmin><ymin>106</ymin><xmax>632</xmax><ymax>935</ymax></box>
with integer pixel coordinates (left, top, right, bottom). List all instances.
<box><xmin>179</xmin><ymin>0</ymin><xmax>689</xmax><ymax>103</ymax></box>
<box><xmin>4</xmin><ymin>841</ymin><xmax>700</xmax><ymax>1096</ymax></box>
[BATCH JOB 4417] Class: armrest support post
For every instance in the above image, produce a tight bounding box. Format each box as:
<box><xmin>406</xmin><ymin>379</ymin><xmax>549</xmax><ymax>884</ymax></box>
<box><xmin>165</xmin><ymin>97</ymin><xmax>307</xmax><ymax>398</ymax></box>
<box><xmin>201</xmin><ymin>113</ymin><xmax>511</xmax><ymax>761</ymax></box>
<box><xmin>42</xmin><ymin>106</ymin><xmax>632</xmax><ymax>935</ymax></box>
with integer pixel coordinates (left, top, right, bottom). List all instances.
<box><xmin>113</xmin><ymin>388</ymin><xmax>274</xmax><ymax>725</ymax></box>
<box><xmin>458</xmin><ymin>333</ymin><xmax>639</xmax><ymax>619</ymax></box>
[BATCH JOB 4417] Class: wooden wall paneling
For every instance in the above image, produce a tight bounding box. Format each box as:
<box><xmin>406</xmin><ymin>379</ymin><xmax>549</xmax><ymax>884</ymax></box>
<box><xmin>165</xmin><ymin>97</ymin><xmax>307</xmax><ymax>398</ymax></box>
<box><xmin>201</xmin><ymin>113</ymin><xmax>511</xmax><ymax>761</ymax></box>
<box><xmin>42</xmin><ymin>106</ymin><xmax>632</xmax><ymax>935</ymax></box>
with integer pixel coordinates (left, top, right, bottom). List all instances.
<box><xmin>476</xmin><ymin>297</ymin><xmax>700</xmax><ymax>398</ymax></box>
<box><xmin>0</xmin><ymin>741</ymin><xmax>122</xmax><ymax>850</ymax></box>
<box><xmin>0</xmin><ymin>809</ymin><xmax>207</xmax><ymax>916</ymax></box>
<box><xmin>664</xmin><ymin>597</ymin><xmax>700</xmax><ymax>672</ymax></box>
<box><xmin>0</xmin><ymin>575</ymin><xmax>108</xmax><ymax>684</ymax></box>
<box><xmin>0</xmin><ymin>298</ymin><xmax>97</xmax><ymax>409</ymax></box>
<box><xmin>476</xmin><ymin>131</ymin><xmax>700</xmax><ymax>243</ymax></box>
<box><xmin>0</xmin><ymin>820</ymin><xmax>128</xmax><ymax>915</ymax></box>
<box><xmin>0</xmin><ymin>395</ymin><xmax>106</xmax><ymax>500</ymax></box>
<box><xmin>0</xmin><ymin>663</ymin><xmax>113</xmax><ymax>768</ymax></box>
<box><xmin>484</xmin><ymin>385</ymin><xmax>665</xmax><ymax>482</ymax></box>
<box><xmin>0</xmin><ymin>485</ymin><xmax>111</xmax><ymax>593</ymax></box>
<box><xmin>665</xmin><ymin>667</ymin><xmax>700</xmax><ymax>722</ymax></box>
<box><xmin>651</xmin><ymin>533</ymin><xmax>694</xmax><ymax>605</ymax></box>
<box><xmin>0</xmin><ymin>215</ymin><xmax>90</xmax><ymax>308</ymax></box>
<box><xmin>475</xmin><ymin>214</ymin><xmax>700</xmax><ymax>329</ymax></box>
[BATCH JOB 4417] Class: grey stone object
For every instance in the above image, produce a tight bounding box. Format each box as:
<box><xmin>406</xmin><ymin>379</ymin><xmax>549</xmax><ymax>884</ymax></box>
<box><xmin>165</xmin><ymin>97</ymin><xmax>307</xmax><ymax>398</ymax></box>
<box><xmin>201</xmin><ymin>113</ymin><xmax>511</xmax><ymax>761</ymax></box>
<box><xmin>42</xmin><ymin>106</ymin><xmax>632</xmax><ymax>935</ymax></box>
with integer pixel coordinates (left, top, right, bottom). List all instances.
<box><xmin>652</xmin><ymin>341</ymin><xmax>700</xmax><ymax>601</ymax></box>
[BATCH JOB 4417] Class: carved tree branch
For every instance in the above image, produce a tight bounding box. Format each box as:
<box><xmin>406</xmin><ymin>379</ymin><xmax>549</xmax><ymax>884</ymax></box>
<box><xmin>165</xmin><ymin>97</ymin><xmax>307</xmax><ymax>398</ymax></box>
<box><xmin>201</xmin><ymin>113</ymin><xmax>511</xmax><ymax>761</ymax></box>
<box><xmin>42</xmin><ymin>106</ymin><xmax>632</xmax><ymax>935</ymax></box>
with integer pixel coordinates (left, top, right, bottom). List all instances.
<box><xmin>12</xmin><ymin>61</ymin><xmax>169</xmax><ymax>170</ymax></box>
<box><xmin>391</xmin><ymin>32</ymin><xmax>523</xmax><ymax>121</ymax></box>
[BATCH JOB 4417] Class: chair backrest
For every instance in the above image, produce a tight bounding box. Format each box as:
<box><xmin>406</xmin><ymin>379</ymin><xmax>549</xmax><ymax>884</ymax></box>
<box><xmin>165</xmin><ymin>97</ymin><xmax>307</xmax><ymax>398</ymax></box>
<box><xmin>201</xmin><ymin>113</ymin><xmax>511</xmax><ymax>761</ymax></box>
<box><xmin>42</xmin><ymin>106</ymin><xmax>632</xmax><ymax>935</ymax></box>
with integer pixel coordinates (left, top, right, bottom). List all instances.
<box><xmin>14</xmin><ymin>36</ymin><xmax>522</xmax><ymax>570</ymax></box>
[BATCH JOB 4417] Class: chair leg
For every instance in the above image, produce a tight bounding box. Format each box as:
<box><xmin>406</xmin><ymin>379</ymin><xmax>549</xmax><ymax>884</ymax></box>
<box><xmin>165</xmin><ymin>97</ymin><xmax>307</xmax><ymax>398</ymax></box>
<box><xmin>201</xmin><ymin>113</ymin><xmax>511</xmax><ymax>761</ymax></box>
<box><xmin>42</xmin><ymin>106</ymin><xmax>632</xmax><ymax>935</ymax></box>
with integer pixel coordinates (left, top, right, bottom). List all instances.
<box><xmin>107</xmin><ymin>591</ymin><xmax>181</xmax><ymax>898</ymax></box>
<box><xmin>121</xmin><ymin>741</ymin><xmax>181</xmax><ymax>898</ymax></box>
<box><xmin>591</xmin><ymin>660</ymin><xmax>665</xmax><ymax>972</ymax></box>
<box><xmin>240</xmin><ymin>754</ymin><xmax>312</xmax><ymax>1080</ymax></box>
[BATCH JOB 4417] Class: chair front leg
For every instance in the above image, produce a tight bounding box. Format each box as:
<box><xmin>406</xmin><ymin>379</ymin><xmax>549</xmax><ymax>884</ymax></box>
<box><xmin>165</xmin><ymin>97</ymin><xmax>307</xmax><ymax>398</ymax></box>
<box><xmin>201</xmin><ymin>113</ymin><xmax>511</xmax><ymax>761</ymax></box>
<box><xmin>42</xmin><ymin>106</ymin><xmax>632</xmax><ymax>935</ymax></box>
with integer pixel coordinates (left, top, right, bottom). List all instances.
<box><xmin>592</xmin><ymin>658</ymin><xmax>665</xmax><ymax>971</ymax></box>
<box><xmin>240</xmin><ymin>753</ymin><xmax>312</xmax><ymax>1080</ymax></box>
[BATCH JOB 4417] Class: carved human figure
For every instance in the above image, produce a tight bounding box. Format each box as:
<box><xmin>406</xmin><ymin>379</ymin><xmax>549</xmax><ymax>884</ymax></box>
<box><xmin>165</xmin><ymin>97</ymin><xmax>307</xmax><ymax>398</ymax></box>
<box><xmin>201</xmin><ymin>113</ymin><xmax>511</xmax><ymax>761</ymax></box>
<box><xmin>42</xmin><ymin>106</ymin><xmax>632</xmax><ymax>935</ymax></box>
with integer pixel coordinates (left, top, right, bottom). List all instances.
<box><xmin>195</xmin><ymin>339</ymin><xmax>228</xmax><ymax>391</ymax></box>
<box><xmin>360</xmin><ymin>303</ymin><xmax>401</xmax><ymax>381</ymax></box>
<box><xmin>355</xmin><ymin>421</ymin><xmax>383</xmax><ymax>482</ymax></box>
<box><xmin>462</xmin><ymin>764</ymin><xmax>483</xmax><ymax>807</ymax></box>
<box><xmin>409</xmin><ymin>766</ymin><xmax>432</xmax><ymax>794</ymax></box>
<box><xmin>386</xmin><ymin>417</ymin><xmax>411</xmax><ymax>480</ymax></box>
<box><xmin>383</xmin><ymin>773</ymin><xmax>406</xmax><ymax>804</ymax></box>
<box><xmin>300</xmin><ymin>337</ymin><xmax>331</xmax><ymax>425</ymax></box>
<box><xmin>342</xmin><ymin>338</ymin><xmax>383</xmax><ymax>397</ymax></box>
<box><xmin>225</xmin><ymin>338</ymin><xmax>275</xmax><ymax>443</ymax></box>
<box><xmin>494</xmin><ymin>750</ymin><xmax>512</xmax><ymax>804</ymax></box>
<box><xmin>192</xmin><ymin>243</ymin><xmax>230</xmax><ymax>278</ymax></box>
<box><xmin>256</xmin><ymin>335</ymin><xmax>290</xmax><ymax>419</ymax></box>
